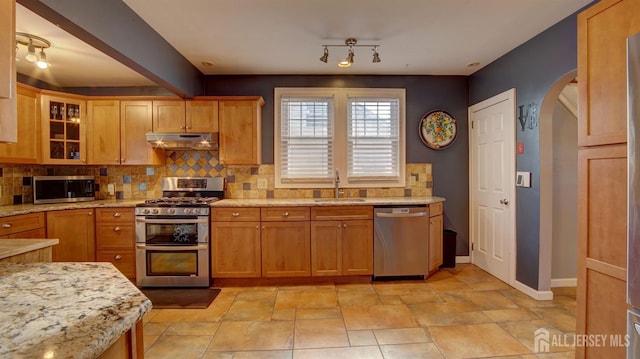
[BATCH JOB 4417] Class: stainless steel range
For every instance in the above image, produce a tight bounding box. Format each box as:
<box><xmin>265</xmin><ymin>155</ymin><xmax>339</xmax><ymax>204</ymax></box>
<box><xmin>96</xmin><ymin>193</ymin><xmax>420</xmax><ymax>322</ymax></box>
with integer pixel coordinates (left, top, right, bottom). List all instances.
<box><xmin>135</xmin><ymin>177</ymin><xmax>224</xmax><ymax>288</ymax></box>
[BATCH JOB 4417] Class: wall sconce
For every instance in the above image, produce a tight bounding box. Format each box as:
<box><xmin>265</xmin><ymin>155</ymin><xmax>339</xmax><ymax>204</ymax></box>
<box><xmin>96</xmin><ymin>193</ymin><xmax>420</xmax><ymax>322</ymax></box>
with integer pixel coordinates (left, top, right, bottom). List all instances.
<box><xmin>320</xmin><ymin>38</ymin><xmax>381</xmax><ymax>68</ymax></box>
<box><xmin>16</xmin><ymin>32</ymin><xmax>51</xmax><ymax>69</ymax></box>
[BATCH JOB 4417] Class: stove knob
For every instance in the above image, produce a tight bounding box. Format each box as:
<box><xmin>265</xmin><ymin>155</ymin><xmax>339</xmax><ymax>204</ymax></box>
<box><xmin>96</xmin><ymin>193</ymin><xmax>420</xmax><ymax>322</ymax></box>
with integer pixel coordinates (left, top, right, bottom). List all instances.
<box><xmin>184</xmin><ymin>208</ymin><xmax>192</xmax><ymax>214</ymax></box>
<box><xmin>152</xmin><ymin>209</ymin><xmax>160</xmax><ymax>215</ymax></box>
<box><xmin>143</xmin><ymin>209</ymin><xmax>151</xmax><ymax>214</ymax></box>
<box><xmin>193</xmin><ymin>208</ymin><xmax>201</xmax><ymax>214</ymax></box>
<box><xmin>167</xmin><ymin>208</ymin><xmax>176</xmax><ymax>214</ymax></box>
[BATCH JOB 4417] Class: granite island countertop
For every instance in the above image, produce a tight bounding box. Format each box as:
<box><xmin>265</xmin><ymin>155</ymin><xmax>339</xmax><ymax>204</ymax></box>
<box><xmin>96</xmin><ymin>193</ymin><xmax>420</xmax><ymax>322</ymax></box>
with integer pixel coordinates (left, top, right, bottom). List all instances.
<box><xmin>0</xmin><ymin>238</ymin><xmax>59</xmax><ymax>260</ymax></box>
<box><xmin>0</xmin><ymin>262</ymin><xmax>151</xmax><ymax>359</ymax></box>
<box><xmin>210</xmin><ymin>196</ymin><xmax>446</xmax><ymax>207</ymax></box>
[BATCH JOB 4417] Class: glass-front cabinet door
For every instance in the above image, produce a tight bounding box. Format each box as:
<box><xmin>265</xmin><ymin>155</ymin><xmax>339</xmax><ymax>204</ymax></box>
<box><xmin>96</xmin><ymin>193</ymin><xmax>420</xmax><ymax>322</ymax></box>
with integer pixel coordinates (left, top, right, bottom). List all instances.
<box><xmin>41</xmin><ymin>94</ymin><xmax>86</xmax><ymax>164</ymax></box>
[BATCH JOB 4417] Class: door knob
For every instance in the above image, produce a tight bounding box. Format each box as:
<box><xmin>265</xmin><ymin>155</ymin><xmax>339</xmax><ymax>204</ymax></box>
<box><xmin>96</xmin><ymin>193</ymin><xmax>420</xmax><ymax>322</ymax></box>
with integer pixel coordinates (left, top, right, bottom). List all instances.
<box><xmin>499</xmin><ymin>199</ymin><xmax>509</xmax><ymax>205</ymax></box>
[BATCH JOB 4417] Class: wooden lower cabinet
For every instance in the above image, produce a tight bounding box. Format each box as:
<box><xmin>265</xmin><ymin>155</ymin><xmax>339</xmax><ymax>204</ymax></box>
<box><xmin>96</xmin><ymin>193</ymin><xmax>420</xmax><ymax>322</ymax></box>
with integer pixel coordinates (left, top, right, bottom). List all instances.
<box><xmin>428</xmin><ymin>214</ymin><xmax>443</xmax><ymax>273</ymax></box>
<box><xmin>261</xmin><ymin>221</ymin><xmax>310</xmax><ymax>277</ymax></box>
<box><xmin>0</xmin><ymin>212</ymin><xmax>46</xmax><ymax>238</ymax></box>
<box><xmin>47</xmin><ymin>209</ymin><xmax>96</xmax><ymax>262</ymax></box>
<box><xmin>95</xmin><ymin>208</ymin><xmax>135</xmax><ymax>279</ymax></box>
<box><xmin>211</xmin><ymin>221</ymin><xmax>261</xmax><ymax>278</ymax></box>
<box><xmin>311</xmin><ymin>220</ymin><xmax>373</xmax><ymax>276</ymax></box>
<box><xmin>310</xmin><ymin>206</ymin><xmax>373</xmax><ymax>277</ymax></box>
<box><xmin>577</xmin><ymin>144</ymin><xmax>627</xmax><ymax>358</ymax></box>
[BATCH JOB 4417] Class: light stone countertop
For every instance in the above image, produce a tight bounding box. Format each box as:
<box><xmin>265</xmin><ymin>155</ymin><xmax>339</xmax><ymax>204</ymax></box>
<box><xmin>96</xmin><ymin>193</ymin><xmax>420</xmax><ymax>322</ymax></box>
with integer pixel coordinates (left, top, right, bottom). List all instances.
<box><xmin>0</xmin><ymin>262</ymin><xmax>151</xmax><ymax>359</ymax></box>
<box><xmin>0</xmin><ymin>238</ymin><xmax>59</xmax><ymax>260</ymax></box>
<box><xmin>210</xmin><ymin>196</ymin><xmax>446</xmax><ymax>207</ymax></box>
<box><xmin>0</xmin><ymin>196</ymin><xmax>446</xmax><ymax>217</ymax></box>
<box><xmin>0</xmin><ymin>199</ymin><xmax>144</xmax><ymax>218</ymax></box>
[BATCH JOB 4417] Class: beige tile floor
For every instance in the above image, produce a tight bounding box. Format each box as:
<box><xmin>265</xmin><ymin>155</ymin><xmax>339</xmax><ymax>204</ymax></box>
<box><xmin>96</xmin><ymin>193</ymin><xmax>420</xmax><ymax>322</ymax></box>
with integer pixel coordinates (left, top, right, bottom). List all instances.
<box><xmin>142</xmin><ymin>264</ymin><xmax>576</xmax><ymax>359</ymax></box>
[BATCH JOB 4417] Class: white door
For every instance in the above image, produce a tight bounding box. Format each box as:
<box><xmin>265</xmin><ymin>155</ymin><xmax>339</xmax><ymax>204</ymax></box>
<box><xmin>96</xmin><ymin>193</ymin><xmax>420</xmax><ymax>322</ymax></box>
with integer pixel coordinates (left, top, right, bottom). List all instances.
<box><xmin>469</xmin><ymin>88</ymin><xmax>516</xmax><ymax>284</ymax></box>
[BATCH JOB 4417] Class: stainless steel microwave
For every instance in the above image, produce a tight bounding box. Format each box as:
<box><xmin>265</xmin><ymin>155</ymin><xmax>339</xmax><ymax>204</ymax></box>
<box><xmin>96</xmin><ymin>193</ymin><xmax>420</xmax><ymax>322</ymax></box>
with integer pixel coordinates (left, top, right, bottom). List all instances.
<box><xmin>33</xmin><ymin>176</ymin><xmax>95</xmax><ymax>204</ymax></box>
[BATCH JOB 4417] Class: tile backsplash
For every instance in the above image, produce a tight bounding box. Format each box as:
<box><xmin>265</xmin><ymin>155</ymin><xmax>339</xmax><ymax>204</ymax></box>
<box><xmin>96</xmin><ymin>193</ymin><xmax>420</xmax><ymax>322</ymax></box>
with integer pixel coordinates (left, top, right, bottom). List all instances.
<box><xmin>0</xmin><ymin>150</ymin><xmax>433</xmax><ymax>205</ymax></box>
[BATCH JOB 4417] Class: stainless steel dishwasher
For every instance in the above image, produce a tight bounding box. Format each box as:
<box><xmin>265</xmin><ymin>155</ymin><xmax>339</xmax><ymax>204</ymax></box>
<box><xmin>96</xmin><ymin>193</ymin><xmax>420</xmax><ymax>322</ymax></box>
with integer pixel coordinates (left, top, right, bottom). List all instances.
<box><xmin>373</xmin><ymin>206</ymin><xmax>430</xmax><ymax>279</ymax></box>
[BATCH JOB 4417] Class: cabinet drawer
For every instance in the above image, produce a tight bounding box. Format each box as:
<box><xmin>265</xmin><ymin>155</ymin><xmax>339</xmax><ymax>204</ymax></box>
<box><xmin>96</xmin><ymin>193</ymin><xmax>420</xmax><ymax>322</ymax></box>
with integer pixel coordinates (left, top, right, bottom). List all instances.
<box><xmin>96</xmin><ymin>224</ymin><xmax>135</xmax><ymax>249</ymax></box>
<box><xmin>0</xmin><ymin>212</ymin><xmax>45</xmax><ymax>236</ymax></box>
<box><xmin>311</xmin><ymin>206</ymin><xmax>373</xmax><ymax>221</ymax></box>
<box><xmin>96</xmin><ymin>208</ymin><xmax>135</xmax><ymax>222</ymax></box>
<box><xmin>96</xmin><ymin>250</ymin><xmax>135</xmax><ymax>278</ymax></box>
<box><xmin>261</xmin><ymin>207</ymin><xmax>310</xmax><ymax>221</ymax></box>
<box><xmin>429</xmin><ymin>202</ymin><xmax>443</xmax><ymax>217</ymax></box>
<box><xmin>211</xmin><ymin>207</ymin><xmax>261</xmax><ymax>221</ymax></box>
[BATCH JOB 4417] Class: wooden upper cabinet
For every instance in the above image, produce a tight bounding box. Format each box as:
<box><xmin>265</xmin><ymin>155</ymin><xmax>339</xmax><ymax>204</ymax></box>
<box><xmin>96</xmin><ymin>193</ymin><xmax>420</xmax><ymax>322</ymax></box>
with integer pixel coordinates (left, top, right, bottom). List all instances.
<box><xmin>219</xmin><ymin>98</ymin><xmax>264</xmax><ymax>165</ymax></box>
<box><xmin>0</xmin><ymin>0</ymin><xmax>13</xmax><ymax>101</ymax></box>
<box><xmin>87</xmin><ymin>100</ymin><xmax>121</xmax><ymax>165</ymax></box>
<box><xmin>0</xmin><ymin>0</ymin><xmax>16</xmax><ymax>143</ymax></box>
<box><xmin>186</xmin><ymin>100</ymin><xmax>218</xmax><ymax>132</ymax></box>
<box><xmin>87</xmin><ymin>100</ymin><xmax>162</xmax><ymax>165</ymax></box>
<box><xmin>152</xmin><ymin>100</ymin><xmax>186</xmax><ymax>132</ymax></box>
<box><xmin>41</xmin><ymin>93</ymin><xmax>87</xmax><ymax>164</ymax></box>
<box><xmin>0</xmin><ymin>84</ymin><xmax>40</xmax><ymax>163</ymax></box>
<box><xmin>577</xmin><ymin>0</ymin><xmax>640</xmax><ymax>146</ymax></box>
<box><xmin>121</xmin><ymin>100</ymin><xmax>163</xmax><ymax>165</ymax></box>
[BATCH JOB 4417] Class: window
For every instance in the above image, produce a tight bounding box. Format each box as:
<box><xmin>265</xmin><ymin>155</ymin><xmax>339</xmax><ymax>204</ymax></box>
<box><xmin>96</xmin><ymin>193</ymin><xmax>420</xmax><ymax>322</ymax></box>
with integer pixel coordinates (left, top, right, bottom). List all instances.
<box><xmin>275</xmin><ymin>88</ymin><xmax>405</xmax><ymax>188</ymax></box>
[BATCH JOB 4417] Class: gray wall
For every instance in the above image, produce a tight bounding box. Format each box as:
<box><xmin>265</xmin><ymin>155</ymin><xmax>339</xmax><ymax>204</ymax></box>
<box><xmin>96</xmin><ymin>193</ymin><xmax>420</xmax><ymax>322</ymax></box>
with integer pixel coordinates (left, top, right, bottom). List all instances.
<box><xmin>206</xmin><ymin>75</ymin><xmax>470</xmax><ymax>255</ymax></box>
<box><xmin>552</xmin><ymin>100</ymin><xmax>578</xmax><ymax>280</ymax></box>
<box><xmin>468</xmin><ymin>10</ymin><xmax>586</xmax><ymax>288</ymax></box>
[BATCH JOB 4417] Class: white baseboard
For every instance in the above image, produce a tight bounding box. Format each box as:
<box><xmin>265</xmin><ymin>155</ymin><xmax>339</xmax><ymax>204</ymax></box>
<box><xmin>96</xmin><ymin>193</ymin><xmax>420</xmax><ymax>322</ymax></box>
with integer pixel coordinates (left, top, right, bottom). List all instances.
<box><xmin>456</xmin><ymin>256</ymin><xmax>470</xmax><ymax>263</ymax></box>
<box><xmin>514</xmin><ymin>280</ymin><xmax>554</xmax><ymax>301</ymax></box>
<box><xmin>550</xmin><ymin>278</ymin><xmax>577</xmax><ymax>288</ymax></box>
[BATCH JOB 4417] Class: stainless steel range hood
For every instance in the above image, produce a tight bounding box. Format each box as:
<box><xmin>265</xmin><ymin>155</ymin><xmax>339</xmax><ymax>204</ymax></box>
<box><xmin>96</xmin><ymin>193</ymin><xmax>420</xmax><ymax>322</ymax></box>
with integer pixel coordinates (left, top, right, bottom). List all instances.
<box><xmin>146</xmin><ymin>132</ymin><xmax>218</xmax><ymax>150</ymax></box>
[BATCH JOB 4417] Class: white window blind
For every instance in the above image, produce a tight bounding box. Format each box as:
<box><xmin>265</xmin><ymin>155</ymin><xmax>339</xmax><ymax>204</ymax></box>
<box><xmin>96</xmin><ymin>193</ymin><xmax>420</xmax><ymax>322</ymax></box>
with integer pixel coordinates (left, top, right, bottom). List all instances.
<box><xmin>279</xmin><ymin>97</ymin><xmax>333</xmax><ymax>182</ymax></box>
<box><xmin>347</xmin><ymin>97</ymin><xmax>400</xmax><ymax>181</ymax></box>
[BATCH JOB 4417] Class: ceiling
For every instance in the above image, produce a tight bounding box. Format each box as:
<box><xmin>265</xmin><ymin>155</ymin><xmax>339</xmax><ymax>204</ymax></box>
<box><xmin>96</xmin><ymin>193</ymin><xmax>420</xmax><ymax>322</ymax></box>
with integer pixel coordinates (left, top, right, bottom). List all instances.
<box><xmin>15</xmin><ymin>0</ymin><xmax>592</xmax><ymax>88</ymax></box>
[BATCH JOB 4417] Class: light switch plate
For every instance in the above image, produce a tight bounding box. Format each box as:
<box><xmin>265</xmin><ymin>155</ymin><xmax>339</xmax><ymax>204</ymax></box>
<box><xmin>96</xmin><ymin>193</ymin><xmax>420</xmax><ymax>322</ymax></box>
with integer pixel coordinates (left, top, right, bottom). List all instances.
<box><xmin>107</xmin><ymin>183</ymin><xmax>115</xmax><ymax>195</ymax></box>
<box><xmin>409</xmin><ymin>176</ymin><xmax>416</xmax><ymax>186</ymax></box>
<box><xmin>257</xmin><ymin>178</ymin><xmax>267</xmax><ymax>189</ymax></box>
<box><xmin>516</xmin><ymin>171</ymin><xmax>531</xmax><ymax>188</ymax></box>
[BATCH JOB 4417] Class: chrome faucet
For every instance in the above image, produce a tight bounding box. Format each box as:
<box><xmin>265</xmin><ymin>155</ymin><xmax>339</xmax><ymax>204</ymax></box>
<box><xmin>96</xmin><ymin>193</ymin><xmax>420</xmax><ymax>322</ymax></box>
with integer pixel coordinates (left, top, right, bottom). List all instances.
<box><xmin>335</xmin><ymin>168</ymin><xmax>342</xmax><ymax>199</ymax></box>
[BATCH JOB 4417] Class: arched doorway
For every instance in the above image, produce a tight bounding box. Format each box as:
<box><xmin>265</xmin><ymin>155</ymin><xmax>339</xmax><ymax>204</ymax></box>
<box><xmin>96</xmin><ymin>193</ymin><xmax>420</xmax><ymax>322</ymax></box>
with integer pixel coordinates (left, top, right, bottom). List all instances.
<box><xmin>538</xmin><ymin>71</ymin><xmax>578</xmax><ymax>292</ymax></box>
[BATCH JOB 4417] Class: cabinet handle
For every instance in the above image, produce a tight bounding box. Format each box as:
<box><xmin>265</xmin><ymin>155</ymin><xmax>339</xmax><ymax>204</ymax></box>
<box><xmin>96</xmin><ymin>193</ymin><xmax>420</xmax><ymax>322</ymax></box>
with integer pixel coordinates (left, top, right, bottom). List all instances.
<box><xmin>113</xmin><ymin>226</ymin><xmax>121</xmax><ymax>232</ymax></box>
<box><xmin>343</xmin><ymin>224</ymin><xmax>347</xmax><ymax>228</ymax></box>
<box><xmin>262</xmin><ymin>226</ymin><xmax>266</xmax><ymax>230</ymax></box>
<box><xmin>256</xmin><ymin>225</ymin><xmax>259</xmax><ymax>229</ymax></box>
<box><xmin>282</xmin><ymin>212</ymin><xmax>289</xmax><ymax>217</ymax></box>
<box><xmin>115</xmin><ymin>159</ymin><xmax>119</xmax><ymax>163</ymax></box>
<box><xmin>113</xmin><ymin>212</ymin><xmax>121</xmax><ymax>217</ymax></box>
<box><xmin>114</xmin><ymin>254</ymin><xmax>122</xmax><ymax>260</ymax></box>
<box><xmin>88</xmin><ymin>212</ymin><xmax>93</xmax><ymax>216</ymax></box>
<box><xmin>180</xmin><ymin>125</ymin><xmax>185</xmax><ymax>129</ymax></box>
<box><xmin>337</xmin><ymin>224</ymin><xmax>341</xmax><ymax>228</ymax></box>
<box><xmin>1</xmin><ymin>223</ymin><xmax>11</xmax><ymax>228</ymax></box>
<box><xmin>231</xmin><ymin>212</ymin><xmax>240</xmax><ymax>217</ymax></box>
<box><xmin>121</xmin><ymin>159</ymin><xmax>125</xmax><ymax>163</ymax></box>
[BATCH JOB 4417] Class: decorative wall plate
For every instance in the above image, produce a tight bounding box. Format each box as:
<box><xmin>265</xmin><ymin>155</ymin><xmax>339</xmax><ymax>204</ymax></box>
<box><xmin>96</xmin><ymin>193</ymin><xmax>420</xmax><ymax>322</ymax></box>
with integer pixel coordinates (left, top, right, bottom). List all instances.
<box><xmin>419</xmin><ymin>110</ymin><xmax>457</xmax><ymax>150</ymax></box>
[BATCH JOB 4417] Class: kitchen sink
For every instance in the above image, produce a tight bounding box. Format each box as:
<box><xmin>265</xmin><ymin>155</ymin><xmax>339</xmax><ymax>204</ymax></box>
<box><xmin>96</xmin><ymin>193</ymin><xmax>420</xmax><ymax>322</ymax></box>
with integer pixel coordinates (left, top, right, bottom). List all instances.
<box><xmin>313</xmin><ymin>198</ymin><xmax>366</xmax><ymax>202</ymax></box>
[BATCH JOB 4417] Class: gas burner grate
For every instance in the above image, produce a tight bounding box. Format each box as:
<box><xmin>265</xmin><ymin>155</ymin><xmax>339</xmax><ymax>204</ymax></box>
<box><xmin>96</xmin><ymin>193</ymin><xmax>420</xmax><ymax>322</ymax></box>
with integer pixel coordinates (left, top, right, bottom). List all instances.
<box><xmin>144</xmin><ymin>197</ymin><xmax>220</xmax><ymax>205</ymax></box>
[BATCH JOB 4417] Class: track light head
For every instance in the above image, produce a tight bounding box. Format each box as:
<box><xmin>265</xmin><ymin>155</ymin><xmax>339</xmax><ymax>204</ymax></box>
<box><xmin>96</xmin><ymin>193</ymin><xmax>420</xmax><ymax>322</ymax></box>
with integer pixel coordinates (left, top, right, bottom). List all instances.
<box><xmin>320</xmin><ymin>47</ymin><xmax>329</xmax><ymax>63</ymax></box>
<box><xmin>36</xmin><ymin>49</ymin><xmax>49</xmax><ymax>69</ymax></box>
<box><xmin>372</xmin><ymin>47</ymin><xmax>381</xmax><ymax>63</ymax></box>
<box><xmin>25</xmin><ymin>39</ymin><xmax>37</xmax><ymax>63</ymax></box>
<box><xmin>338</xmin><ymin>50</ymin><xmax>354</xmax><ymax>68</ymax></box>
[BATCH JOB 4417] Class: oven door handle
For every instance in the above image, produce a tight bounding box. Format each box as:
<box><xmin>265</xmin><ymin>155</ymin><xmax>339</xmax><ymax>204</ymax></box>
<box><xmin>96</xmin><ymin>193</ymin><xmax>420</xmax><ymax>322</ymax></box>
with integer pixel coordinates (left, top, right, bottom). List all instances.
<box><xmin>136</xmin><ymin>244</ymin><xmax>209</xmax><ymax>251</ymax></box>
<box><xmin>135</xmin><ymin>218</ymin><xmax>209</xmax><ymax>224</ymax></box>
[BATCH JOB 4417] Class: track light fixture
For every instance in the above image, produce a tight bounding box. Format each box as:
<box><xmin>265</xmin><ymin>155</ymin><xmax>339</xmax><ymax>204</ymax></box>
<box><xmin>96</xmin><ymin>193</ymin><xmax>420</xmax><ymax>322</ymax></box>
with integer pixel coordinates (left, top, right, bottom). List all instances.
<box><xmin>320</xmin><ymin>38</ymin><xmax>381</xmax><ymax>67</ymax></box>
<box><xmin>16</xmin><ymin>32</ymin><xmax>51</xmax><ymax>69</ymax></box>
